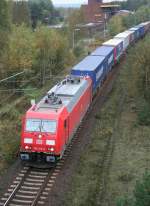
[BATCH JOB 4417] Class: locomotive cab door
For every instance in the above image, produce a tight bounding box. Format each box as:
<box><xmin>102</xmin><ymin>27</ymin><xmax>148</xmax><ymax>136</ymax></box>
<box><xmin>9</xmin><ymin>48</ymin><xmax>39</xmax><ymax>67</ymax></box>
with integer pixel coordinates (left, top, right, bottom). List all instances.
<box><xmin>64</xmin><ymin>118</ymin><xmax>69</xmax><ymax>144</ymax></box>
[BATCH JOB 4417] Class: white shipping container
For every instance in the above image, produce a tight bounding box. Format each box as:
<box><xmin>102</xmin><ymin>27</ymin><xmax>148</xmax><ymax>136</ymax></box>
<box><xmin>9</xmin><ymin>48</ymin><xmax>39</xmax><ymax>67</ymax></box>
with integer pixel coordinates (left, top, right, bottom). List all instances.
<box><xmin>114</xmin><ymin>32</ymin><xmax>130</xmax><ymax>51</ymax></box>
<box><xmin>102</xmin><ymin>38</ymin><xmax>123</xmax><ymax>46</ymax></box>
<box><xmin>124</xmin><ymin>30</ymin><xmax>135</xmax><ymax>42</ymax></box>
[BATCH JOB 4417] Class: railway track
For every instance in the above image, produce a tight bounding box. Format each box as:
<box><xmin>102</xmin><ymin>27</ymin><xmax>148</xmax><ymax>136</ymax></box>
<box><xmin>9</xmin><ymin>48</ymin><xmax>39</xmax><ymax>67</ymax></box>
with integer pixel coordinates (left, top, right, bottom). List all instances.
<box><xmin>0</xmin><ymin>166</ymin><xmax>57</xmax><ymax>206</ymax></box>
<box><xmin>0</xmin><ymin>122</ymin><xmax>87</xmax><ymax>206</ymax></box>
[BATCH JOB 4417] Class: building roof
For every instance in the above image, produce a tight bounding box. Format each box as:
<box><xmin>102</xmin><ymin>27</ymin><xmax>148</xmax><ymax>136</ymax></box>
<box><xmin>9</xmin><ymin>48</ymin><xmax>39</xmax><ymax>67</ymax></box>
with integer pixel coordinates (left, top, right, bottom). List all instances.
<box><xmin>100</xmin><ymin>4</ymin><xmax>120</xmax><ymax>8</ymax></box>
<box><xmin>72</xmin><ymin>55</ymin><xmax>106</xmax><ymax>72</ymax></box>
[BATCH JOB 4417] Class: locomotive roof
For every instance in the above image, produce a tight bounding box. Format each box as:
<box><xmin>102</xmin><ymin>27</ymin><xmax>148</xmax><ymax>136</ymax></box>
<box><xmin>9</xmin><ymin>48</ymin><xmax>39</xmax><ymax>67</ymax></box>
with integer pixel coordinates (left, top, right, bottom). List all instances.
<box><xmin>32</xmin><ymin>77</ymin><xmax>90</xmax><ymax>114</ymax></box>
<box><xmin>72</xmin><ymin>55</ymin><xmax>106</xmax><ymax>72</ymax></box>
<box><xmin>91</xmin><ymin>46</ymin><xmax>114</xmax><ymax>56</ymax></box>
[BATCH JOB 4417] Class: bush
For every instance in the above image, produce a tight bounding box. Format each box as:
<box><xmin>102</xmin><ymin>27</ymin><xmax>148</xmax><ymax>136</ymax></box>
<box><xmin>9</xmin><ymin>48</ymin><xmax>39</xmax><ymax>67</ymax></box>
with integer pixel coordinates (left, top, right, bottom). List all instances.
<box><xmin>138</xmin><ymin>102</ymin><xmax>150</xmax><ymax>126</ymax></box>
<box><xmin>116</xmin><ymin>172</ymin><xmax>150</xmax><ymax>206</ymax></box>
<box><xmin>134</xmin><ymin>172</ymin><xmax>150</xmax><ymax>206</ymax></box>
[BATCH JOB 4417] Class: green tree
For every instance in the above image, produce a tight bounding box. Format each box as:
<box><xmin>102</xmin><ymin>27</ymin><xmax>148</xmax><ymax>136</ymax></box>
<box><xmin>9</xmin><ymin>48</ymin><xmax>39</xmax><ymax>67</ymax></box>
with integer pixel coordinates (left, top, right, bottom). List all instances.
<box><xmin>117</xmin><ymin>172</ymin><xmax>150</xmax><ymax>206</ymax></box>
<box><xmin>66</xmin><ymin>8</ymin><xmax>85</xmax><ymax>48</ymax></box>
<box><xmin>12</xmin><ymin>1</ymin><xmax>31</xmax><ymax>26</ymax></box>
<box><xmin>107</xmin><ymin>15</ymin><xmax>126</xmax><ymax>36</ymax></box>
<box><xmin>3</xmin><ymin>24</ymin><xmax>36</xmax><ymax>74</ymax></box>
<box><xmin>123</xmin><ymin>6</ymin><xmax>150</xmax><ymax>28</ymax></box>
<box><xmin>28</xmin><ymin>0</ymin><xmax>57</xmax><ymax>28</ymax></box>
<box><xmin>121</xmin><ymin>0</ymin><xmax>150</xmax><ymax>11</ymax></box>
<box><xmin>0</xmin><ymin>0</ymin><xmax>11</xmax><ymax>56</ymax></box>
<box><xmin>34</xmin><ymin>25</ymin><xmax>69</xmax><ymax>85</ymax></box>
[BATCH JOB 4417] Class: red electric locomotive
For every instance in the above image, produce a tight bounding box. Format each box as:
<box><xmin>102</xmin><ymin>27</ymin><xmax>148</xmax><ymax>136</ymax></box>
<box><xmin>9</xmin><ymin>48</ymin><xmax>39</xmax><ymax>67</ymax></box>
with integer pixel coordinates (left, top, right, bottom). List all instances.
<box><xmin>20</xmin><ymin>76</ymin><xmax>92</xmax><ymax>164</ymax></box>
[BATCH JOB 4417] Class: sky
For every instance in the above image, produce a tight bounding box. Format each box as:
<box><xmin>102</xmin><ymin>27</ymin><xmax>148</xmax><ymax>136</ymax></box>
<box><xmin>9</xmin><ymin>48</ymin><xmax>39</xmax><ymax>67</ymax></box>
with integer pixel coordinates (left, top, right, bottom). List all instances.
<box><xmin>51</xmin><ymin>0</ymin><xmax>125</xmax><ymax>5</ymax></box>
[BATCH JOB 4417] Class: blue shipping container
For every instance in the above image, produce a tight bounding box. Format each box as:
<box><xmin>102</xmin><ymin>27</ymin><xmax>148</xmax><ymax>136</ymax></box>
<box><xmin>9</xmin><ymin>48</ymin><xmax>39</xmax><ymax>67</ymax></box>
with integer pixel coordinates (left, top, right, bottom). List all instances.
<box><xmin>135</xmin><ymin>25</ymin><xmax>145</xmax><ymax>37</ymax></box>
<box><xmin>71</xmin><ymin>55</ymin><xmax>107</xmax><ymax>92</ymax></box>
<box><xmin>129</xmin><ymin>27</ymin><xmax>140</xmax><ymax>40</ymax></box>
<box><xmin>91</xmin><ymin>46</ymin><xmax>115</xmax><ymax>72</ymax></box>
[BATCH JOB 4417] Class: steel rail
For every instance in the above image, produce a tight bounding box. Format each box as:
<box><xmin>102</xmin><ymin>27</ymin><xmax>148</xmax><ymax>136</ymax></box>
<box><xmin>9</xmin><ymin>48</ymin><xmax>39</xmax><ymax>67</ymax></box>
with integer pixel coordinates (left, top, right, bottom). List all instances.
<box><xmin>3</xmin><ymin>168</ymin><xmax>30</xmax><ymax>206</ymax></box>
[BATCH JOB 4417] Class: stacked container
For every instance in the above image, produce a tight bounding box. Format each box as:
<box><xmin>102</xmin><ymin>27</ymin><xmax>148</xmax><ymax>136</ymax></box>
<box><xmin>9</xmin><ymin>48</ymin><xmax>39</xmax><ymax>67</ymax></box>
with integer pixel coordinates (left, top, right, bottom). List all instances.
<box><xmin>134</xmin><ymin>25</ymin><xmax>145</xmax><ymax>37</ymax></box>
<box><xmin>139</xmin><ymin>22</ymin><xmax>150</xmax><ymax>34</ymax></box>
<box><xmin>129</xmin><ymin>27</ymin><xmax>140</xmax><ymax>41</ymax></box>
<box><xmin>91</xmin><ymin>46</ymin><xmax>115</xmax><ymax>73</ymax></box>
<box><xmin>114</xmin><ymin>32</ymin><xmax>131</xmax><ymax>51</ymax></box>
<box><xmin>102</xmin><ymin>38</ymin><xmax>124</xmax><ymax>63</ymax></box>
<box><xmin>124</xmin><ymin>30</ymin><xmax>135</xmax><ymax>44</ymax></box>
<box><xmin>71</xmin><ymin>55</ymin><xmax>107</xmax><ymax>93</ymax></box>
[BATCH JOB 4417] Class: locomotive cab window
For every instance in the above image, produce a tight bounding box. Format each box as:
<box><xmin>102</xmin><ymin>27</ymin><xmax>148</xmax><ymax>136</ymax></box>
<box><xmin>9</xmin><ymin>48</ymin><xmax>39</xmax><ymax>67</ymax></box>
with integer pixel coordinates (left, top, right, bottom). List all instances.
<box><xmin>26</xmin><ymin>119</ymin><xmax>57</xmax><ymax>133</ymax></box>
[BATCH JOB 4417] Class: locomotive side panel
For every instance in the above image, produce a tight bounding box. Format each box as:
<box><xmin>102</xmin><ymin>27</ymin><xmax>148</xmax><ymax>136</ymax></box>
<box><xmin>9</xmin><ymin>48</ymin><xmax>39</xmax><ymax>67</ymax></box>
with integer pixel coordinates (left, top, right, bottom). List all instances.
<box><xmin>67</xmin><ymin>79</ymin><xmax>92</xmax><ymax>141</ymax></box>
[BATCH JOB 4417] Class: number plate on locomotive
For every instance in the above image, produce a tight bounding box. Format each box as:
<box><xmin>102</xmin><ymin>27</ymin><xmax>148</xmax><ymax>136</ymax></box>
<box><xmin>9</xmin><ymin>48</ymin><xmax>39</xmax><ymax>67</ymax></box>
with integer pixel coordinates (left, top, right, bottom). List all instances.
<box><xmin>36</xmin><ymin>139</ymin><xmax>43</xmax><ymax>144</ymax></box>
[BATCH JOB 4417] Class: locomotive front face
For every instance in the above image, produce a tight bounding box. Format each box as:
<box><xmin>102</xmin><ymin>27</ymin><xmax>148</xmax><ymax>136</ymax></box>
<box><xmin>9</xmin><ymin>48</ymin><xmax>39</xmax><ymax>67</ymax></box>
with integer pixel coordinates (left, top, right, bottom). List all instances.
<box><xmin>20</xmin><ymin>117</ymin><xmax>58</xmax><ymax>163</ymax></box>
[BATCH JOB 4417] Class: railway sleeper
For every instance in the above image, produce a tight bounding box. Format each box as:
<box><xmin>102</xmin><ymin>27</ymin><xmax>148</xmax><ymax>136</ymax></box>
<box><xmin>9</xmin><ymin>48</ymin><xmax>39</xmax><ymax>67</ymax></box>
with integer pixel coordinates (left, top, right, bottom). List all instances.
<box><xmin>21</xmin><ymin>185</ymin><xmax>40</xmax><ymax>190</ymax></box>
<box><xmin>37</xmin><ymin>201</ymin><xmax>45</xmax><ymax>205</ymax></box>
<box><xmin>12</xmin><ymin>198</ymin><xmax>33</xmax><ymax>204</ymax></box>
<box><xmin>23</xmin><ymin>182</ymin><xmax>42</xmax><ymax>186</ymax></box>
<box><xmin>28</xmin><ymin>174</ymin><xmax>46</xmax><ymax>178</ymax></box>
<box><xmin>18</xmin><ymin>189</ymin><xmax>37</xmax><ymax>194</ymax></box>
<box><xmin>15</xmin><ymin>194</ymin><xmax>36</xmax><ymax>199</ymax></box>
<box><xmin>25</xmin><ymin>178</ymin><xmax>44</xmax><ymax>182</ymax></box>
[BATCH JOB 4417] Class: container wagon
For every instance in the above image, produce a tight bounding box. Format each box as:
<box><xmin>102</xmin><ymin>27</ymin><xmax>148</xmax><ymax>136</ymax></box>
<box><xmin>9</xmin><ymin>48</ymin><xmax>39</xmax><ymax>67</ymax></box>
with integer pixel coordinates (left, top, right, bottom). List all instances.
<box><xmin>71</xmin><ymin>55</ymin><xmax>107</xmax><ymax>93</ymax></box>
<box><xmin>102</xmin><ymin>38</ymin><xmax>124</xmax><ymax>63</ymax></box>
<box><xmin>91</xmin><ymin>46</ymin><xmax>115</xmax><ymax>72</ymax></box>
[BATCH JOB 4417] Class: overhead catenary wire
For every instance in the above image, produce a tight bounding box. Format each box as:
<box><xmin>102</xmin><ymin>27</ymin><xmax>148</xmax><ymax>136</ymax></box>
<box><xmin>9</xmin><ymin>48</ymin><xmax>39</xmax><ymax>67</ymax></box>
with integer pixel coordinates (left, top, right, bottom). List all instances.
<box><xmin>0</xmin><ymin>70</ymin><xmax>26</xmax><ymax>84</ymax></box>
<box><xmin>0</xmin><ymin>88</ymin><xmax>37</xmax><ymax>92</ymax></box>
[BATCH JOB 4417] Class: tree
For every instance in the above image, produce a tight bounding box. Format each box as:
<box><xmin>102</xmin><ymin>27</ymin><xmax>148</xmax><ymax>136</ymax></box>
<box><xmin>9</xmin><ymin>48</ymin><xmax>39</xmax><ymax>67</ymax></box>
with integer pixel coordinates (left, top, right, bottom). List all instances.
<box><xmin>0</xmin><ymin>0</ymin><xmax>11</xmax><ymax>56</ymax></box>
<box><xmin>12</xmin><ymin>1</ymin><xmax>31</xmax><ymax>26</ymax></box>
<box><xmin>117</xmin><ymin>172</ymin><xmax>150</xmax><ymax>206</ymax></box>
<box><xmin>3</xmin><ymin>24</ymin><xmax>36</xmax><ymax>74</ymax></box>
<box><xmin>34</xmin><ymin>25</ymin><xmax>69</xmax><ymax>85</ymax></box>
<box><xmin>121</xmin><ymin>0</ymin><xmax>150</xmax><ymax>11</ymax></box>
<box><xmin>66</xmin><ymin>8</ymin><xmax>85</xmax><ymax>48</ymax></box>
<box><xmin>107</xmin><ymin>15</ymin><xmax>126</xmax><ymax>36</ymax></box>
<box><xmin>123</xmin><ymin>6</ymin><xmax>150</xmax><ymax>28</ymax></box>
<box><xmin>28</xmin><ymin>0</ymin><xmax>57</xmax><ymax>28</ymax></box>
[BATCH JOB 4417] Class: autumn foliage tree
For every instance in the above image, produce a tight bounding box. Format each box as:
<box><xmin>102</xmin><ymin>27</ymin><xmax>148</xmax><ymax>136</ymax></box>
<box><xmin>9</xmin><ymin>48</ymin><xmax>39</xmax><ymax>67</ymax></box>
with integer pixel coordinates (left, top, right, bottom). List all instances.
<box><xmin>0</xmin><ymin>0</ymin><xmax>11</xmax><ymax>57</ymax></box>
<box><xmin>3</xmin><ymin>24</ymin><xmax>36</xmax><ymax>75</ymax></box>
<box><xmin>28</xmin><ymin>0</ymin><xmax>57</xmax><ymax>28</ymax></box>
<box><xmin>34</xmin><ymin>25</ymin><xmax>69</xmax><ymax>85</ymax></box>
<box><xmin>12</xmin><ymin>1</ymin><xmax>31</xmax><ymax>26</ymax></box>
<box><xmin>107</xmin><ymin>15</ymin><xmax>126</xmax><ymax>36</ymax></box>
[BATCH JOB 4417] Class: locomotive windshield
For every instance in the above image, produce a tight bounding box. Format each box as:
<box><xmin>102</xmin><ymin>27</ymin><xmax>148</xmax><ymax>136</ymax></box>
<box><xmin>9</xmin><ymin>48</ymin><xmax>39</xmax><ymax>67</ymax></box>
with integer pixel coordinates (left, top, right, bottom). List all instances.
<box><xmin>26</xmin><ymin>119</ymin><xmax>57</xmax><ymax>133</ymax></box>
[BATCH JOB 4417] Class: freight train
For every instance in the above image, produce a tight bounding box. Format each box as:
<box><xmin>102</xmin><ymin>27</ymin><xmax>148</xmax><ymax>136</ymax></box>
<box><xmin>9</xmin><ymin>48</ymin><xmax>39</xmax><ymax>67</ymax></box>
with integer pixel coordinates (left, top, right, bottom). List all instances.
<box><xmin>20</xmin><ymin>21</ymin><xmax>150</xmax><ymax>165</ymax></box>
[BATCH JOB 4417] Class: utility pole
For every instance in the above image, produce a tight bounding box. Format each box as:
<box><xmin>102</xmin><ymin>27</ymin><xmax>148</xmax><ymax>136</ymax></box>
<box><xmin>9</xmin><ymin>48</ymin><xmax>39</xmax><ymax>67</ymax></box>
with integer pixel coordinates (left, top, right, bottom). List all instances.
<box><xmin>72</xmin><ymin>28</ymin><xmax>80</xmax><ymax>49</ymax></box>
<box><xmin>104</xmin><ymin>12</ymin><xmax>107</xmax><ymax>39</ymax></box>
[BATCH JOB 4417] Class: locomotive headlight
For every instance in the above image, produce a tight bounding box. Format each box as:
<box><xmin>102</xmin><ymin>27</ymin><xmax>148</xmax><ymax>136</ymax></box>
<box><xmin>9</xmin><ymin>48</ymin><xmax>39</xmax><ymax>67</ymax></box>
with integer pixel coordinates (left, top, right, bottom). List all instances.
<box><xmin>50</xmin><ymin>148</ymin><xmax>54</xmax><ymax>152</ymax></box>
<box><xmin>46</xmin><ymin>140</ymin><xmax>55</xmax><ymax>146</ymax></box>
<box><xmin>24</xmin><ymin>138</ymin><xmax>33</xmax><ymax>144</ymax></box>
